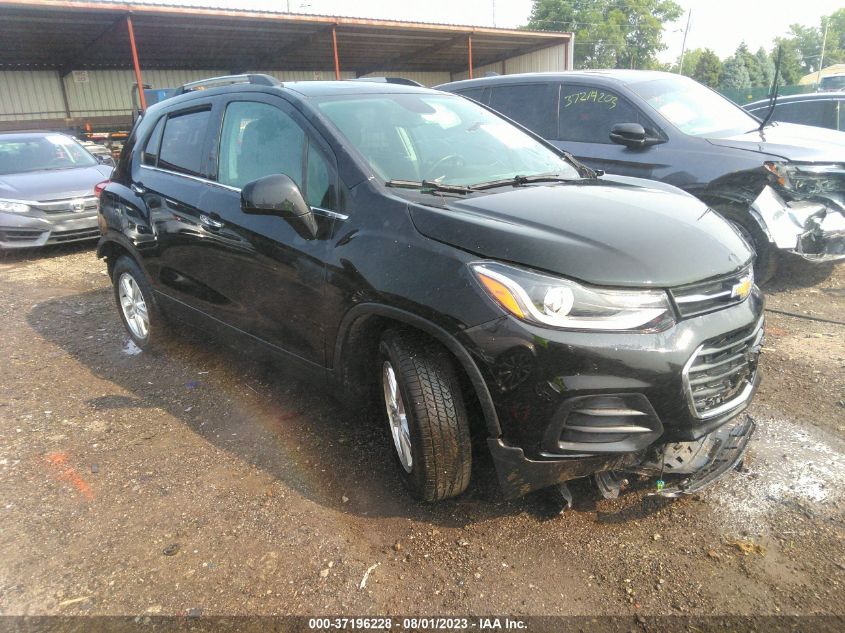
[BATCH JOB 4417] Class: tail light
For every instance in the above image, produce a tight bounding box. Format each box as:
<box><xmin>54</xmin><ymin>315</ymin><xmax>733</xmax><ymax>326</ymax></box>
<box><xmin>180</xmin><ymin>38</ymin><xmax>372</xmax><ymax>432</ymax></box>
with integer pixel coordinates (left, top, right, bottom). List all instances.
<box><xmin>94</xmin><ymin>180</ymin><xmax>110</xmax><ymax>198</ymax></box>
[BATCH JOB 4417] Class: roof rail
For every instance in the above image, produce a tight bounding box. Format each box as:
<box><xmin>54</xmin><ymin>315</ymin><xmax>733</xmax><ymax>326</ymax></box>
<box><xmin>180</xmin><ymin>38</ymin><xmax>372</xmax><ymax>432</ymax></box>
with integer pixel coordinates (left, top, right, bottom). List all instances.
<box><xmin>351</xmin><ymin>76</ymin><xmax>424</xmax><ymax>87</ymax></box>
<box><xmin>174</xmin><ymin>74</ymin><xmax>282</xmax><ymax>95</ymax></box>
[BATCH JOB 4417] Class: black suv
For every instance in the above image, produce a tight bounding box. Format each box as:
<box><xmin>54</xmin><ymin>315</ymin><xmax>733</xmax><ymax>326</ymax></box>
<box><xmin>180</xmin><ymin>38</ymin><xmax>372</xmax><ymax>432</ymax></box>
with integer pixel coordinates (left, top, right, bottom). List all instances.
<box><xmin>438</xmin><ymin>71</ymin><xmax>845</xmax><ymax>282</ymax></box>
<box><xmin>98</xmin><ymin>74</ymin><xmax>762</xmax><ymax>502</ymax></box>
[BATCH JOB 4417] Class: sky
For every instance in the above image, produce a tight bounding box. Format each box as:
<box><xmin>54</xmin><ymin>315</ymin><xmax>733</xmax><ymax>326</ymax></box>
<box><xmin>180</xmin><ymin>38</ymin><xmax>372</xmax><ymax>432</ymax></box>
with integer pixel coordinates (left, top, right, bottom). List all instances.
<box><xmin>108</xmin><ymin>0</ymin><xmax>842</xmax><ymax>63</ymax></box>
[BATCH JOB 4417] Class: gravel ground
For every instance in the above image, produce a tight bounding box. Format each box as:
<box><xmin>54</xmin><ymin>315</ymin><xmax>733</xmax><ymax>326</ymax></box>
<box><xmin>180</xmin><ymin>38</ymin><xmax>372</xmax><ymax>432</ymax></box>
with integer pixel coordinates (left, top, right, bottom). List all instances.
<box><xmin>0</xmin><ymin>244</ymin><xmax>843</xmax><ymax>622</ymax></box>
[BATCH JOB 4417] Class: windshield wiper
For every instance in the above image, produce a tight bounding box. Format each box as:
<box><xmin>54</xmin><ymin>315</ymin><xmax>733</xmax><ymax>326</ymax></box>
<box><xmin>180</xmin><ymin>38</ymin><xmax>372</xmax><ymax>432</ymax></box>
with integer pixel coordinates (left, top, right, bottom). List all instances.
<box><xmin>469</xmin><ymin>174</ymin><xmax>577</xmax><ymax>191</ymax></box>
<box><xmin>759</xmin><ymin>46</ymin><xmax>783</xmax><ymax>132</ymax></box>
<box><xmin>385</xmin><ymin>179</ymin><xmax>473</xmax><ymax>195</ymax></box>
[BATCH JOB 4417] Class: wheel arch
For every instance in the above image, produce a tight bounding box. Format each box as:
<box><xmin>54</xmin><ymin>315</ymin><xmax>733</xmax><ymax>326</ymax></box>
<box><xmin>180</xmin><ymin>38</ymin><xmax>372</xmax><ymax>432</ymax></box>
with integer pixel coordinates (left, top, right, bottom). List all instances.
<box><xmin>333</xmin><ymin>304</ymin><xmax>502</xmax><ymax>438</ymax></box>
<box><xmin>96</xmin><ymin>232</ymin><xmax>146</xmax><ymax>278</ymax></box>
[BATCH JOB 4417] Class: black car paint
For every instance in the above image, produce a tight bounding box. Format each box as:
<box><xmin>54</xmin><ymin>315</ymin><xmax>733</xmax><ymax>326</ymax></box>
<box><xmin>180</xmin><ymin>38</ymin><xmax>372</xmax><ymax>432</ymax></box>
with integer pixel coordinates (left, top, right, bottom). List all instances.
<box><xmin>98</xmin><ymin>81</ymin><xmax>761</xmax><ymax>499</ymax></box>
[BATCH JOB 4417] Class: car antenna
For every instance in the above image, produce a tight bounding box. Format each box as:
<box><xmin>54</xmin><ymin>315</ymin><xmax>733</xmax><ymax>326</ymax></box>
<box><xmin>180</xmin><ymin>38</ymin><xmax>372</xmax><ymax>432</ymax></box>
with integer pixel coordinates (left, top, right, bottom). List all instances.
<box><xmin>758</xmin><ymin>46</ymin><xmax>783</xmax><ymax>132</ymax></box>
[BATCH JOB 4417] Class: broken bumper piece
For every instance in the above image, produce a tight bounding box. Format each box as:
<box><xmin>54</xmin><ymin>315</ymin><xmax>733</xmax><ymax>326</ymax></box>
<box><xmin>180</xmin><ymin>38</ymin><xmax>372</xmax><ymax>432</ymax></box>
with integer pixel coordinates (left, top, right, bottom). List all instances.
<box><xmin>649</xmin><ymin>415</ymin><xmax>756</xmax><ymax>498</ymax></box>
<box><xmin>752</xmin><ymin>186</ymin><xmax>845</xmax><ymax>263</ymax></box>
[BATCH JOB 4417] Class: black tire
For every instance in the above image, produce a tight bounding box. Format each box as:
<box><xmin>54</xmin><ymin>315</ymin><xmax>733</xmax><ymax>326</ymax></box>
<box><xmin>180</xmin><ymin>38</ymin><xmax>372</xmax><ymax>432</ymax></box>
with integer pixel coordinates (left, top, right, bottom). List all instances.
<box><xmin>723</xmin><ymin>213</ymin><xmax>779</xmax><ymax>285</ymax></box>
<box><xmin>378</xmin><ymin>330</ymin><xmax>472</xmax><ymax>502</ymax></box>
<box><xmin>111</xmin><ymin>255</ymin><xmax>168</xmax><ymax>351</ymax></box>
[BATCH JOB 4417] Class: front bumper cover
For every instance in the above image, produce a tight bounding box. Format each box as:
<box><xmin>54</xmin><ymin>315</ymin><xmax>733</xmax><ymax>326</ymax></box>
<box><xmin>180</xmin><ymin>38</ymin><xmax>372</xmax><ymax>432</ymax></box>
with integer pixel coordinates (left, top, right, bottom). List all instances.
<box><xmin>751</xmin><ymin>185</ymin><xmax>845</xmax><ymax>262</ymax></box>
<box><xmin>0</xmin><ymin>211</ymin><xmax>99</xmax><ymax>249</ymax></box>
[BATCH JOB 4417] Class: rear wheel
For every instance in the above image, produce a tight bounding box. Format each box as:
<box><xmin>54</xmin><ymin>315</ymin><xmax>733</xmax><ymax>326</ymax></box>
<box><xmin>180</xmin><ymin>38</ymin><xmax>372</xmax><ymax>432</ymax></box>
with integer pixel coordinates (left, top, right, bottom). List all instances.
<box><xmin>112</xmin><ymin>256</ymin><xmax>168</xmax><ymax>351</ymax></box>
<box><xmin>378</xmin><ymin>330</ymin><xmax>472</xmax><ymax>502</ymax></box>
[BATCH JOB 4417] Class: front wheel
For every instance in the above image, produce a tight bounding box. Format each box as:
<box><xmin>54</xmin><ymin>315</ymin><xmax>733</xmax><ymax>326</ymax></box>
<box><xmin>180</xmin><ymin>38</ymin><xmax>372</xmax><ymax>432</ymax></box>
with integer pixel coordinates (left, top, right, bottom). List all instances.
<box><xmin>726</xmin><ymin>216</ymin><xmax>779</xmax><ymax>285</ymax></box>
<box><xmin>378</xmin><ymin>330</ymin><xmax>472</xmax><ymax>502</ymax></box>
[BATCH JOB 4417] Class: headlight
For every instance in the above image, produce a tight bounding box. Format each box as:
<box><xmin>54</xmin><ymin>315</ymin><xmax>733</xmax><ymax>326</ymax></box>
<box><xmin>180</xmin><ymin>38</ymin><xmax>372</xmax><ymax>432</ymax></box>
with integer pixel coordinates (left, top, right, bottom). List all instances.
<box><xmin>471</xmin><ymin>262</ymin><xmax>675</xmax><ymax>332</ymax></box>
<box><xmin>0</xmin><ymin>199</ymin><xmax>31</xmax><ymax>213</ymax></box>
<box><xmin>764</xmin><ymin>162</ymin><xmax>845</xmax><ymax>197</ymax></box>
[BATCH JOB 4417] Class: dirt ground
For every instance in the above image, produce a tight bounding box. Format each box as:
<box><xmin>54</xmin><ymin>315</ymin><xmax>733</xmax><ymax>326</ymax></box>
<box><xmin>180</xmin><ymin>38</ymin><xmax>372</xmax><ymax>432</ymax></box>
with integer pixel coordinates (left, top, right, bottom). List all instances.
<box><xmin>0</xmin><ymin>244</ymin><xmax>843</xmax><ymax>623</ymax></box>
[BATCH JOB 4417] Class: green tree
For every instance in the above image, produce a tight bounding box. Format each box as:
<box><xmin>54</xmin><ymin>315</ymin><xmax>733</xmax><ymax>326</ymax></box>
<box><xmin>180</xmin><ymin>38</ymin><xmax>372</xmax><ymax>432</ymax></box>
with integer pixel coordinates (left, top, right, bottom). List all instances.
<box><xmin>692</xmin><ymin>48</ymin><xmax>723</xmax><ymax>88</ymax></box>
<box><xmin>526</xmin><ymin>0</ymin><xmax>683</xmax><ymax>70</ymax></box>
<box><xmin>771</xmin><ymin>38</ymin><xmax>803</xmax><ymax>84</ymax></box>
<box><xmin>672</xmin><ymin>47</ymin><xmax>703</xmax><ymax>76</ymax></box>
<box><xmin>720</xmin><ymin>54</ymin><xmax>751</xmax><ymax>90</ymax></box>
<box><xmin>755</xmin><ymin>47</ymin><xmax>775</xmax><ymax>89</ymax></box>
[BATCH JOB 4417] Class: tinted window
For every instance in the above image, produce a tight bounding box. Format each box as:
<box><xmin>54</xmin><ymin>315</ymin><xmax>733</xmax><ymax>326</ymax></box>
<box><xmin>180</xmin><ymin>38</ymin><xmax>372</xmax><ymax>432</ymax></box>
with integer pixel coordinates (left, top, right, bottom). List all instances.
<box><xmin>217</xmin><ymin>101</ymin><xmax>335</xmax><ymax>208</ymax></box>
<box><xmin>558</xmin><ymin>85</ymin><xmax>656</xmax><ymax>144</ymax></box>
<box><xmin>142</xmin><ymin>116</ymin><xmax>165</xmax><ymax>166</ymax></box>
<box><xmin>770</xmin><ymin>100</ymin><xmax>837</xmax><ymax>129</ymax></box>
<box><xmin>454</xmin><ymin>87</ymin><xmax>487</xmax><ymax>104</ymax></box>
<box><xmin>158</xmin><ymin>109</ymin><xmax>211</xmax><ymax>176</ymax></box>
<box><xmin>489</xmin><ymin>84</ymin><xmax>558</xmax><ymax>138</ymax></box>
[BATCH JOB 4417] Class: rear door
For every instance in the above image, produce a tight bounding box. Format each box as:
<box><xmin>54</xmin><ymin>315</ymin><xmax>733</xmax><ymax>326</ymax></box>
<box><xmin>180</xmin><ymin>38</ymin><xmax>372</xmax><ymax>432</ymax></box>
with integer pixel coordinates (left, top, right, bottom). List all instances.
<box><xmin>131</xmin><ymin>103</ymin><xmax>219</xmax><ymax>308</ymax></box>
<box><xmin>551</xmin><ymin>83</ymin><xmax>667</xmax><ymax>180</ymax></box>
<box><xmin>194</xmin><ymin>95</ymin><xmax>339</xmax><ymax>365</ymax></box>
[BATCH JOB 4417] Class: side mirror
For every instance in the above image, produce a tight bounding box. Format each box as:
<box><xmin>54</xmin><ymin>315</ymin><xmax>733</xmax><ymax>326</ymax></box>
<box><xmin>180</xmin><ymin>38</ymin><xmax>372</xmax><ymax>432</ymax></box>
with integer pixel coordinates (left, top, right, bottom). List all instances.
<box><xmin>241</xmin><ymin>173</ymin><xmax>317</xmax><ymax>240</ymax></box>
<box><xmin>609</xmin><ymin>123</ymin><xmax>662</xmax><ymax>148</ymax></box>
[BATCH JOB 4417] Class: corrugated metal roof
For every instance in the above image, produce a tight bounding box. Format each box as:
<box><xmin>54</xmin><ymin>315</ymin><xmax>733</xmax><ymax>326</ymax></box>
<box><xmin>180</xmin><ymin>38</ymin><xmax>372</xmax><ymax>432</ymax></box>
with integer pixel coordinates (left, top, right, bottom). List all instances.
<box><xmin>0</xmin><ymin>0</ymin><xmax>571</xmax><ymax>74</ymax></box>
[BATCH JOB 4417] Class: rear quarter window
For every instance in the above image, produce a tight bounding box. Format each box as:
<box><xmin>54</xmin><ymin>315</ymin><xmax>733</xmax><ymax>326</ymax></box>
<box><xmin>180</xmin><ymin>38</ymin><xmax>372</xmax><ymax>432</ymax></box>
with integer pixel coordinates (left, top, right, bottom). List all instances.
<box><xmin>158</xmin><ymin>108</ymin><xmax>212</xmax><ymax>176</ymax></box>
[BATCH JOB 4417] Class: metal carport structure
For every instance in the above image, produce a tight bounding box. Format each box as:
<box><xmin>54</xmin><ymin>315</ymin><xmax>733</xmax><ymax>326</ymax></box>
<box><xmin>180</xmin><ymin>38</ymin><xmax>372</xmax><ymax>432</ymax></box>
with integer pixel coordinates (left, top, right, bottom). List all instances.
<box><xmin>0</xmin><ymin>0</ymin><xmax>573</xmax><ymax>130</ymax></box>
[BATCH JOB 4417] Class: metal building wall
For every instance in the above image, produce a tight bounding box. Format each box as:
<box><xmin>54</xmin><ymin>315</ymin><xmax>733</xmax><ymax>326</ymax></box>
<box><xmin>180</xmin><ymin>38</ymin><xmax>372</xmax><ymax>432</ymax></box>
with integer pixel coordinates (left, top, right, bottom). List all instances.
<box><xmin>450</xmin><ymin>42</ymin><xmax>568</xmax><ymax>82</ymax></box>
<box><xmin>0</xmin><ymin>70</ymin><xmax>66</xmax><ymax>121</ymax></box>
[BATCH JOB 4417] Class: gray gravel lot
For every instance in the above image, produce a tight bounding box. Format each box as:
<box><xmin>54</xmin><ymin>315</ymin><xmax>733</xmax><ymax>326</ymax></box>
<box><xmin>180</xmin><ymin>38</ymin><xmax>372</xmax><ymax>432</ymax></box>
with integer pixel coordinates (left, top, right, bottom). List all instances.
<box><xmin>0</xmin><ymin>244</ymin><xmax>843</xmax><ymax>621</ymax></box>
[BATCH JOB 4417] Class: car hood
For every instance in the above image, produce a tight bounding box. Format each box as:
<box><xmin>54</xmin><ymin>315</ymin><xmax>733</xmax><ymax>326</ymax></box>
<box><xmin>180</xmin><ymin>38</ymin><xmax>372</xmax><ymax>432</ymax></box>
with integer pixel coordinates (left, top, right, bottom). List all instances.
<box><xmin>409</xmin><ymin>178</ymin><xmax>751</xmax><ymax>288</ymax></box>
<box><xmin>707</xmin><ymin>122</ymin><xmax>845</xmax><ymax>162</ymax></box>
<box><xmin>0</xmin><ymin>165</ymin><xmax>112</xmax><ymax>201</ymax></box>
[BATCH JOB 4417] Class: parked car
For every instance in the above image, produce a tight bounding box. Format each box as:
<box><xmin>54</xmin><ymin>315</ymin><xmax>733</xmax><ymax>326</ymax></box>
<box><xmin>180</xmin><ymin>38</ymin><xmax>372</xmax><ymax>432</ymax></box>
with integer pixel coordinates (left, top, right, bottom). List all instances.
<box><xmin>98</xmin><ymin>75</ymin><xmax>762</xmax><ymax>503</ymax></box>
<box><xmin>0</xmin><ymin>131</ymin><xmax>113</xmax><ymax>249</ymax></box>
<box><xmin>79</xmin><ymin>140</ymin><xmax>117</xmax><ymax>167</ymax></box>
<box><xmin>438</xmin><ymin>71</ymin><xmax>845</xmax><ymax>282</ymax></box>
<box><xmin>818</xmin><ymin>74</ymin><xmax>845</xmax><ymax>92</ymax></box>
<box><xmin>744</xmin><ymin>92</ymin><xmax>844</xmax><ymax>132</ymax></box>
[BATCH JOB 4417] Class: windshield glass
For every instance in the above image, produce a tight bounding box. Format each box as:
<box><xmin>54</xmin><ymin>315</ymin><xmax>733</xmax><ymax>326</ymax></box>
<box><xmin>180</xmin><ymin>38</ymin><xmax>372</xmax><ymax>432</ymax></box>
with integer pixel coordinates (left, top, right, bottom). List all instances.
<box><xmin>820</xmin><ymin>75</ymin><xmax>845</xmax><ymax>91</ymax></box>
<box><xmin>0</xmin><ymin>134</ymin><xmax>98</xmax><ymax>175</ymax></box>
<box><xmin>632</xmin><ymin>76</ymin><xmax>760</xmax><ymax>137</ymax></box>
<box><xmin>316</xmin><ymin>93</ymin><xmax>579</xmax><ymax>186</ymax></box>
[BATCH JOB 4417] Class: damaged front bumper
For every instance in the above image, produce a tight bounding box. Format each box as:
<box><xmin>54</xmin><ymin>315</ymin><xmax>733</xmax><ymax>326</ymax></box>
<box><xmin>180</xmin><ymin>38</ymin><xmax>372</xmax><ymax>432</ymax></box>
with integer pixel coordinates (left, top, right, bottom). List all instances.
<box><xmin>752</xmin><ymin>184</ymin><xmax>845</xmax><ymax>262</ymax></box>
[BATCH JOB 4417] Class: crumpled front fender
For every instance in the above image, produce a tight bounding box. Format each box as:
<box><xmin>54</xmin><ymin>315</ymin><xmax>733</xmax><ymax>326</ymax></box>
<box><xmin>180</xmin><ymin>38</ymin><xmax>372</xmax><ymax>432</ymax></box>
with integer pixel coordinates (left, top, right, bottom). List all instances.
<box><xmin>751</xmin><ymin>185</ymin><xmax>845</xmax><ymax>262</ymax></box>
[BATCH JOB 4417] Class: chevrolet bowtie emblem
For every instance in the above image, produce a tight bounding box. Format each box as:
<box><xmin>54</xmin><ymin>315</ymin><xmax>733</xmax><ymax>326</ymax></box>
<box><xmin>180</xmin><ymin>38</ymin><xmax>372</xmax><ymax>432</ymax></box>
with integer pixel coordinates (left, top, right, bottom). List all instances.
<box><xmin>731</xmin><ymin>276</ymin><xmax>753</xmax><ymax>300</ymax></box>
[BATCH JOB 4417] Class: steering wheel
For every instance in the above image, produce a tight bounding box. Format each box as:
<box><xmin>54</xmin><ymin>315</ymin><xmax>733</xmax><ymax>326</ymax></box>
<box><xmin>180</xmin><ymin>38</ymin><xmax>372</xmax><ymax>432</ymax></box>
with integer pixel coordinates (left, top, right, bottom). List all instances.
<box><xmin>425</xmin><ymin>154</ymin><xmax>464</xmax><ymax>181</ymax></box>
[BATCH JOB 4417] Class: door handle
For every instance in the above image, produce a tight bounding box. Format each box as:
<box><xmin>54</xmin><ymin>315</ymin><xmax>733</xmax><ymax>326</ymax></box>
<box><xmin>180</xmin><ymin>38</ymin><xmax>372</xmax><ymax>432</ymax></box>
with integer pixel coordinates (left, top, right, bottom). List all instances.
<box><xmin>200</xmin><ymin>213</ymin><xmax>225</xmax><ymax>229</ymax></box>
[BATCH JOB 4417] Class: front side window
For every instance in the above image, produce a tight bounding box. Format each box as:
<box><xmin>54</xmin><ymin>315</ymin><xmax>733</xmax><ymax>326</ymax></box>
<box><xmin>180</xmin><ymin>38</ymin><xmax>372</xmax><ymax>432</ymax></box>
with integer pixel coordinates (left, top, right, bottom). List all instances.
<box><xmin>217</xmin><ymin>101</ymin><xmax>335</xmax><ymax>208</ymax></box>
<box><xmin>489</xmin><ymin>83</ymin><xmax>558</xmax><ymax>139</ymax></box>
<box><xmin>557</xmin><ymin>85</ymin><xmax>657</xmax><ymax>144</ymax></box>
<box><xmin>632</xmin><ymin>76</ymin><xmax>759</xmax><ymax>137</ymax></box>
<box><xmin>316</xmin><ymin>93</ymin><xmax>579</xmax><ymax>186</ymax></box>
<box><xmin>770</xmin><ymin>100</ymin><xmax>837</xmax><ymax>129</ymax></box>
<box><xmin>158</xmin><ymin>108</ymin><xmax>211</xmax><ymax>176</ymax></box>
<box><xmin>0</xmin><ymin>134</ymin><xmax>97</xmax><ymax>175</ymax></box>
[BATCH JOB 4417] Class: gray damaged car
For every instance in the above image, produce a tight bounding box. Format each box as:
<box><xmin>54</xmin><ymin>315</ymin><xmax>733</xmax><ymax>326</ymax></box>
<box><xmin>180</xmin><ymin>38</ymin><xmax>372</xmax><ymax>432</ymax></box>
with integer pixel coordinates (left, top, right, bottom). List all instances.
<box><xmin>438</xmin><ymin>72</ymin><xmax>845</xmax><ymax>282</ymax></box>
<box><xmin>0</xmin><ymin>132</ymin><xmax>113</xmax><ymax>249</ymax></box>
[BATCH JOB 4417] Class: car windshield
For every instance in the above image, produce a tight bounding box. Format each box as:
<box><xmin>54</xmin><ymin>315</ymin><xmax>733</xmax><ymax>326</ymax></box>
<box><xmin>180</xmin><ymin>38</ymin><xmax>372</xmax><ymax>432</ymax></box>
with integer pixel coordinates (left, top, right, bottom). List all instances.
<box><xmin>316</xmin><ymin>93</ymin><xmax>580</xmax><ymax>186</ymax></box>
<box><xmin>0</xmin><ymin>134</ymin><xmax>98</xmax><ymax>175</ymax></box>
<box><xmin>820</xmin><ymin>75</ymin><xmax>845</xmax><ymax>90</ymax></box>
<box><xmin>632</xmin><ymin>76</ymin><xmax>760</xmax><ymax>137</ymax></box>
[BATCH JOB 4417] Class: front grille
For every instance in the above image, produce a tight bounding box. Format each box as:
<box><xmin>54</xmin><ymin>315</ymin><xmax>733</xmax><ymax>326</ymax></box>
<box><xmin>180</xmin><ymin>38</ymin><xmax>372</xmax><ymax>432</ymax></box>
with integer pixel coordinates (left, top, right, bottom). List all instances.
<box><xmin>0</xmin><ymin>227</ymin><xmax>46</xmax><ymax>242</ymax></box>
<box><xmin>670</xmin><ymin>266</ymin><xmax>754</xmax><ymax>318</ymax></box>
<box><xmin>34</xmin><ymin>196</ymin><xmax>98</xmax><ymax>215</ymax></box>
<box><xmin>47</xmin><ymin>227</ymin><xmax>100</xmax><ymax>243</ymax></box>
<box><xmin>683</xmin><ymin>318</ymin><xmax>764</xmax><ymax>418</ymax></box>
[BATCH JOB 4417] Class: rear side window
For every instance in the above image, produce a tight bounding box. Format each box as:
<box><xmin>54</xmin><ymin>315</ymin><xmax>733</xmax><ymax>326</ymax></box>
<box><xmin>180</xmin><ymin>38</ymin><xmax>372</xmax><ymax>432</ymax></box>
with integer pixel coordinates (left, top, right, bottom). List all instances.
<box><xmin>158</xmin><ymin>108</ymin><xmax>211</xmax><ymax>176</ymax></box>
<box><xmin>769</xmin><ymin>100</ymin><xmax>837</xmax><ymax>129</ymax></box>
<box><xmin>488</xmin><ymin>84</ymin><xmax>558</xmax><ymax>138</ymax></box>
<box><xmin>557</xmin><ymin>85</ymin><xmax>658</xmax><ymax>144</ymax></box>
<box><xmin>142</xmin><ymin>116</ymin><xmax>165</xmax><ymax>166</ymax></box>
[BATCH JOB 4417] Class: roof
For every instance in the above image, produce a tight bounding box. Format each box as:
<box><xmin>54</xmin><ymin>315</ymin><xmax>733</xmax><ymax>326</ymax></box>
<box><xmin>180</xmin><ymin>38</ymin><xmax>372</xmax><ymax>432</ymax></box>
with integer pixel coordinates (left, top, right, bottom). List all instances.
<box><xmin>438</xmin><ymin>69</ymin><xmax>680</xmax><ymax>89</ymax></box>
<box><xmin>799</xmin><ymin>64</ymin><xmax>845</xmax><ymax>86</ymax></box>
<box><xmin>283</xmin><ymin>80</ymin><xmax>435</xmax><ymax>97</ymax></box>
<box><xmin>744</xmin><ymin>92</ymin><xmax>845</xmax><ymax>109</ymax></box>
<box><xmin>0</xmin><ymin>0</ymin><xmax>571</xmax><ymax>74</ymax></box>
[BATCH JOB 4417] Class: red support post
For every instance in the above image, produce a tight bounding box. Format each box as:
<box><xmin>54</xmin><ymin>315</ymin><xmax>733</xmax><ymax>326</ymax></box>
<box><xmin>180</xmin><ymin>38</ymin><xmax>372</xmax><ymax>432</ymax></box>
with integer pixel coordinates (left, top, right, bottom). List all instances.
<box><xmin>332</xmin><ymin>26</ymin><xmax>341</xmax><ymax>80</ymax></box>
<box><xmin>126</xmin><ymin>15</ymin><xmax>147</xmax><ymax>112</ymax></box>
<box><xmin>467</xmin><ymin>33</ymin><xmax>473</xmax><ymax>79</ymax></box>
